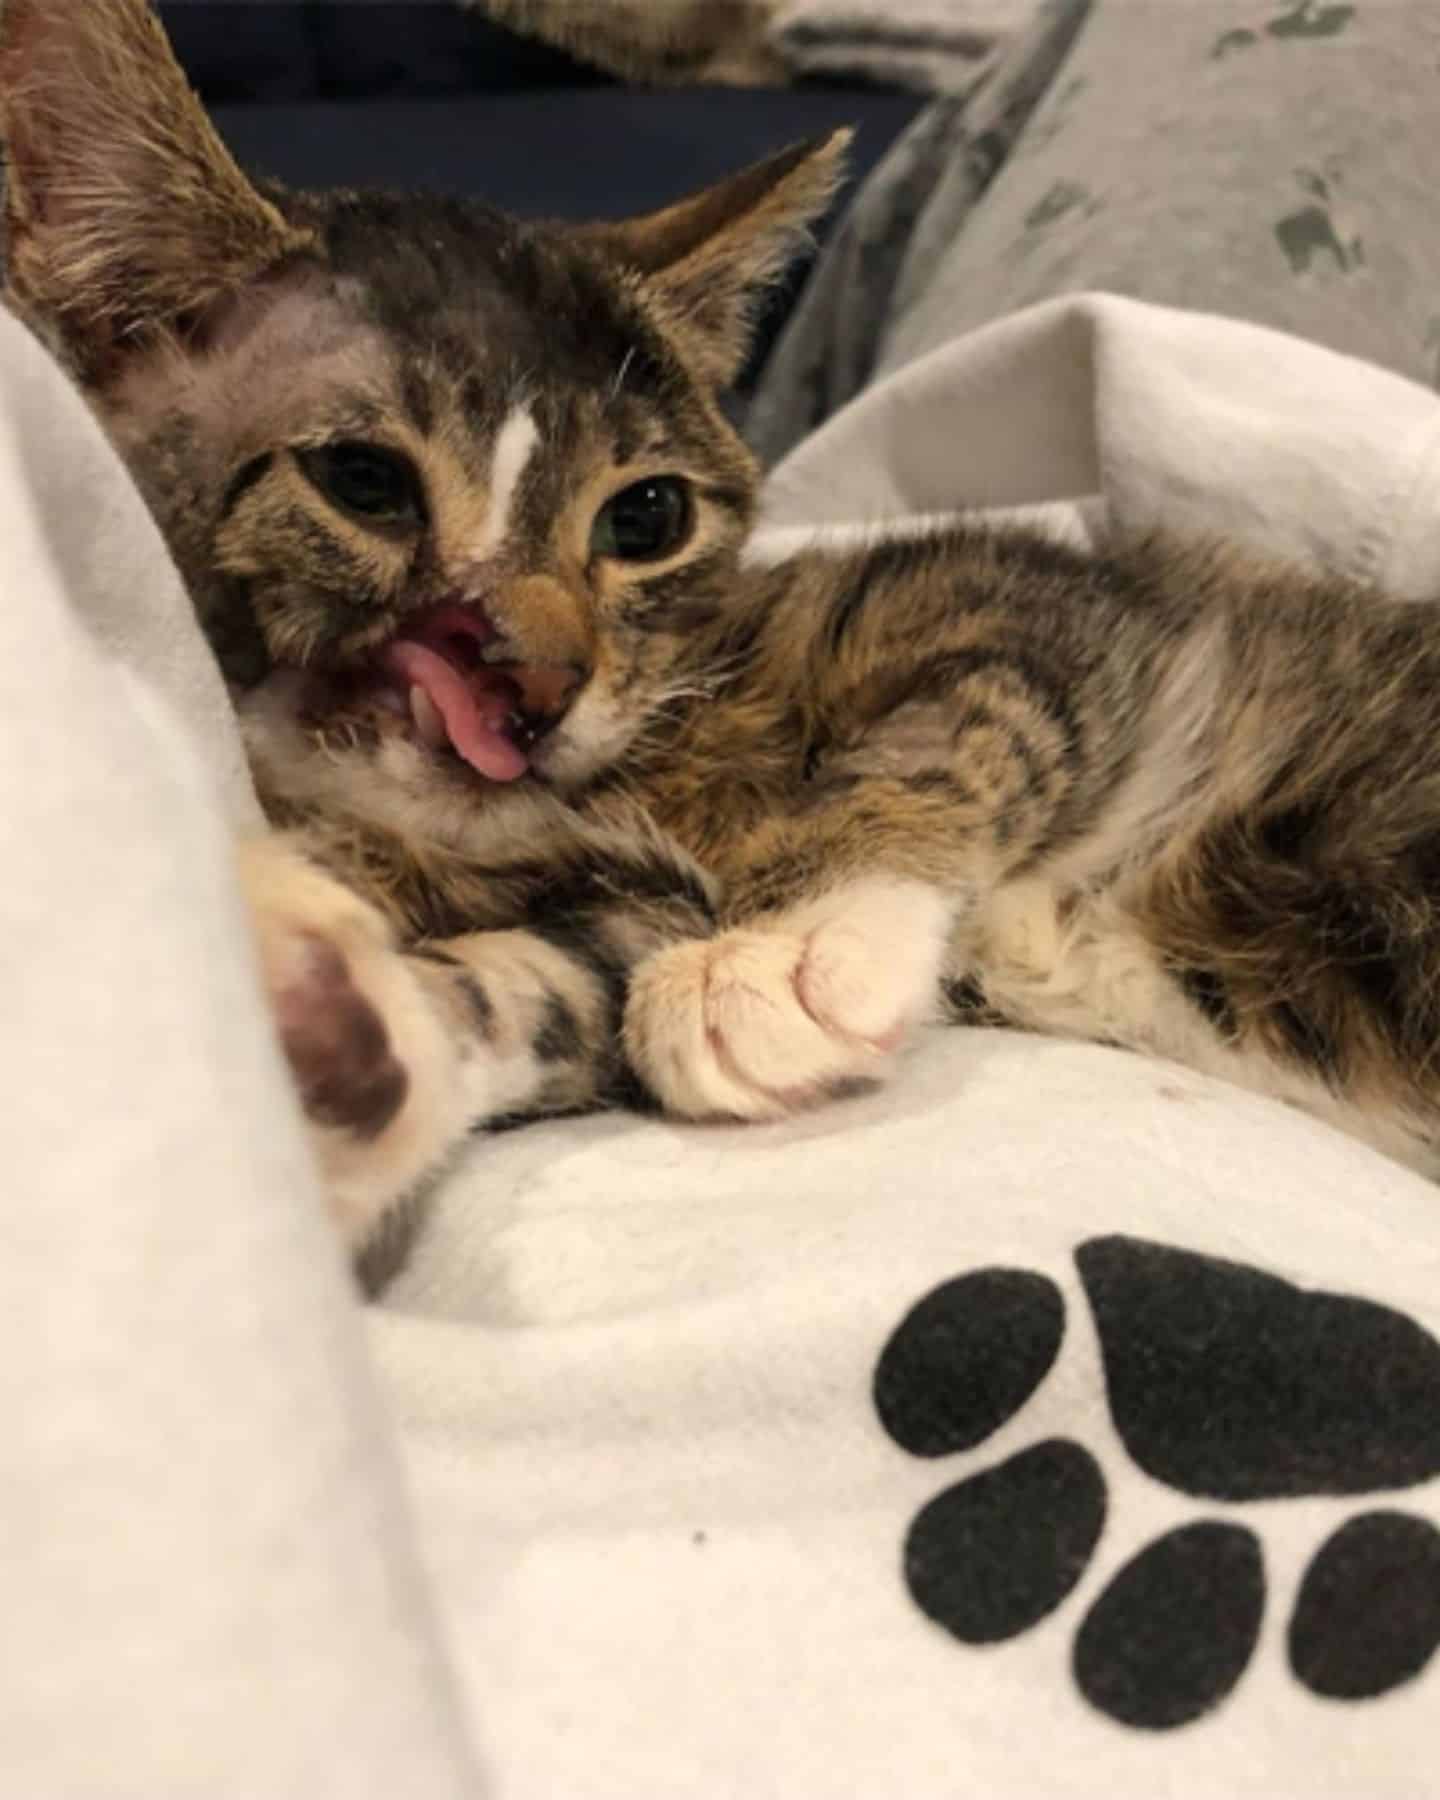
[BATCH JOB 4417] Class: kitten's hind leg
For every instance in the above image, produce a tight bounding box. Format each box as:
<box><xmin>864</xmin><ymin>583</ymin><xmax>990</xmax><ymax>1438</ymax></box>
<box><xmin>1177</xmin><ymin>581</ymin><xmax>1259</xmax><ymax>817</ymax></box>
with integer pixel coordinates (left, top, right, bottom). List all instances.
<box><xmin>624</xmin><ymin>877</ymin><xmax>955</xmax><ymax>1119</ymax></box>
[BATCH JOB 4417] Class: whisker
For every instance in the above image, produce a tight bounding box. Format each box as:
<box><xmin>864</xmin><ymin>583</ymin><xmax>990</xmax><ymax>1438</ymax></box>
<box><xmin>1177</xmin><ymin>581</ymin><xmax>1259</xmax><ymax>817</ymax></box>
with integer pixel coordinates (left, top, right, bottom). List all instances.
<box><xmin>609</xmin><ymin>347</ymin><xmax>637</xmax><ymax>402</ymax></box>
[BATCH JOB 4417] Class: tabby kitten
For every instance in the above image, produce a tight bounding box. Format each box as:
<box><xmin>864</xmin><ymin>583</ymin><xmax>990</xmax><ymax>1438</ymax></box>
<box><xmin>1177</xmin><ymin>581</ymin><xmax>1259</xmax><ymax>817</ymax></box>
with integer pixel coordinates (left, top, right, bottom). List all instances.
<box><xmin>8</xmin><ymin>0</ymin><xmax>1440</xmax><ymax>1253</ymax></box>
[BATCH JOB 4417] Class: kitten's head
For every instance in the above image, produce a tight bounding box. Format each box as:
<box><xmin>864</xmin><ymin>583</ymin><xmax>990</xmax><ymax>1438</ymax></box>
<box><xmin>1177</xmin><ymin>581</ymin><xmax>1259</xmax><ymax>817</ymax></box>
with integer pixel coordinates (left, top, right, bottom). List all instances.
<box><xmin>0</xmin><ymin>0</ymin><xmax>845</xmax><ymax>801</ymax></box>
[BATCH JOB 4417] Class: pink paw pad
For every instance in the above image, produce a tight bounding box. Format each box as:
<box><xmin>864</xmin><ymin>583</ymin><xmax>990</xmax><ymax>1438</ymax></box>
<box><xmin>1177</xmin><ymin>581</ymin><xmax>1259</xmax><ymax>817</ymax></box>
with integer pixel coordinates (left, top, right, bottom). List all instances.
<box><xmin>270</xmin><ymin>932</ymin><xmax>409</xmax><ymax>1139</ymax></box>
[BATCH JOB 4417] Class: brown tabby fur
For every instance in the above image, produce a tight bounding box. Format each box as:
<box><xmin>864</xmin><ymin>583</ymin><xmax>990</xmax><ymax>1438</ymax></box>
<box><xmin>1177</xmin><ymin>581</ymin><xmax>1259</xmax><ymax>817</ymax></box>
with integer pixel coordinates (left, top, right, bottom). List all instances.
<box><xmin>7</xmin><ymin>0</ymin><xmax>1440</xmax><ymax>1250</ymax></box>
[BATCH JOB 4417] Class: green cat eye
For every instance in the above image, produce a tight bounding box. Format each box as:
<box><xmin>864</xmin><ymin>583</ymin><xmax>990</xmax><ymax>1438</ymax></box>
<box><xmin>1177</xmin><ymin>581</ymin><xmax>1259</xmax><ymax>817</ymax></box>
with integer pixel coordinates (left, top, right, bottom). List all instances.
<box><xmin>297</xmin><ymin>442</ymin><xmax>425</xmax><ymax>528</ymax></box>
<box><xmin>591</xmin><ymin>477</ymin><xmax>693</xmax><ymax>563</ymax></box>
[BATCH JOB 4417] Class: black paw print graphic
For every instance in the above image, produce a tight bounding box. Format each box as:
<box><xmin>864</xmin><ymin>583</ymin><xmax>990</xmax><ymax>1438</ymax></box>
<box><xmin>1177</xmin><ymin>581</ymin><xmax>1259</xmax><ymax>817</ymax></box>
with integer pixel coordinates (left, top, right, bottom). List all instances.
<box><xmin>874</xmin><ymin>1236</ymin><xmax>1440</xmax><ymax>1729</ymax></box>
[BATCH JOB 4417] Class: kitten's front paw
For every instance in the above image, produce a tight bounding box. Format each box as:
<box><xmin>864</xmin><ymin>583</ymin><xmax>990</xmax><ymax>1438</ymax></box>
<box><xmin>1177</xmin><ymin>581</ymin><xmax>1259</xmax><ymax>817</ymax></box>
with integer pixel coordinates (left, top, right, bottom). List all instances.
<box><xmin>240</xmin><ymin>841</ymin><xmax>477</xmax><ymax>1247</ymax></box>
<box><xmin>625</xmin><ymin>878</ymin><xmax>951</xmax><ymax>1120</ymax></box>
<box><xmin>266</xmin><ymin>930</ymin><xmax>409</xmax><ymax>1142</ymax></box>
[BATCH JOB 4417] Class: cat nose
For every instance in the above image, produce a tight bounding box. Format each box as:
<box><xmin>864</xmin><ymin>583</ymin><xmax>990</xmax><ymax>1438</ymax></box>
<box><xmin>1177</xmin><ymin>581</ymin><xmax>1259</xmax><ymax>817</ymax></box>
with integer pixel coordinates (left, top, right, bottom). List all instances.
<box><xmin>508</xmin><ymin>660</ymin><xmax>588</xmax><ymax>736</ymax></box>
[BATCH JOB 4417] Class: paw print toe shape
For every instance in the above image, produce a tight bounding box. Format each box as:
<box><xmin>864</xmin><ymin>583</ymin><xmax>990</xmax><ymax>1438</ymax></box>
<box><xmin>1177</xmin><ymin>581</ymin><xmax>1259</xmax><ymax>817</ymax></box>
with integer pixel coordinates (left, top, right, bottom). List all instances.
<box><xmin>1072</xmin><ymin>1521</ymin><xmax>1263</xmax><ymax>1729</ymax></box>
<box><xmin>1289</xmin><ymin>1512</ymin><xmax>1440</xmax><ymax>1701</ymax></box>
<box><xmin>875</xmin><ymin>1237</ymin><xmax>1440</xmax><ymax>1730</ymax></box>
<box><xmin>874</xmin><ymin>1269</ymin><xmax>1064</xmax><ymax>1457</ymax></box>
<box><xmin>906</xmin><ymin>1440</ymin><xmax>1105</xmax><ymax>1643</ymax></box>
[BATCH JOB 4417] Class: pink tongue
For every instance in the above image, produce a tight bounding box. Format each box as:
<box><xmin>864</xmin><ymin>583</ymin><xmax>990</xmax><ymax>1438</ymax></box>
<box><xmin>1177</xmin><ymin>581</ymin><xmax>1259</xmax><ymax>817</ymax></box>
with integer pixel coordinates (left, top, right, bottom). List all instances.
<box><xmin>381</xmin><ymin>639</ymin><xmax>528</xmax><ymax>782</ymax></box>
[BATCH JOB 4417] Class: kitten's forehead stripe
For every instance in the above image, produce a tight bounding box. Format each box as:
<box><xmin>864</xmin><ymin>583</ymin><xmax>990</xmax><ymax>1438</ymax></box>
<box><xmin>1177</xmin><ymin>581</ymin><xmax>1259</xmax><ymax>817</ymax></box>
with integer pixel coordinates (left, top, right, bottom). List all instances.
<box><xmin>477</xmin><ymin>404</ymin><xmax>541</xmax><ymax>559</ymax></box>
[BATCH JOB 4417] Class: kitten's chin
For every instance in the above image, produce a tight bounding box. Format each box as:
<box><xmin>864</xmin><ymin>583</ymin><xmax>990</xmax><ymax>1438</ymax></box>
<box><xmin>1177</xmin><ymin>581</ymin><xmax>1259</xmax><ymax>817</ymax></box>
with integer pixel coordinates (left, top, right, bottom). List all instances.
<box><xmin>527</xmin><ymin>689</ymin><xmax>638</xmax><ymax>790</ymax></box>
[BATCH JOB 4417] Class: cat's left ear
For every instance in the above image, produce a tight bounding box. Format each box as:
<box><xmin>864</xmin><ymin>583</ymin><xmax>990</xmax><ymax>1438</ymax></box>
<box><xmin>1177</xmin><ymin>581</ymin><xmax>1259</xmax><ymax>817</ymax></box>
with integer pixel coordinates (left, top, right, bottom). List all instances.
<box><xmin>592</xmin><ymin>130</ymin><xmax>851</xmax><ymax>385</ymax></box>
<box><xmin>0</xmin><ymin>0</ymin><xmax>311</xmax><ymax>376</ymax></box>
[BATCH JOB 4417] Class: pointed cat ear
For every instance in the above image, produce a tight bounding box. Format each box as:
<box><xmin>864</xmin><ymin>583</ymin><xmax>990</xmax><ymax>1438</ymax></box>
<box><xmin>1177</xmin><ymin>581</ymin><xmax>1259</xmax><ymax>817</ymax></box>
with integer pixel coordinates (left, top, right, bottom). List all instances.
<box><xmin>592</xmin><ymin>130</ymin><xmax>851</xmax><ymax>385</ymax></box>
<box><xmin>0</xmin><ymin>0</ymin><xmax>311</xmax><ymax>372</ymax></box>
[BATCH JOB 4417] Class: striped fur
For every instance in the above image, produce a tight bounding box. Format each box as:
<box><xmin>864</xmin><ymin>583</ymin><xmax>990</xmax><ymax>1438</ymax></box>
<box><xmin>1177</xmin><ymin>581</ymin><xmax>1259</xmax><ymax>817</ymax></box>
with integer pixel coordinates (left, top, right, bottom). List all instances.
<box><xmin>11</xmin><ymin>1</ymin><xmax>1440</xmax><ymax>1252</ymax></box>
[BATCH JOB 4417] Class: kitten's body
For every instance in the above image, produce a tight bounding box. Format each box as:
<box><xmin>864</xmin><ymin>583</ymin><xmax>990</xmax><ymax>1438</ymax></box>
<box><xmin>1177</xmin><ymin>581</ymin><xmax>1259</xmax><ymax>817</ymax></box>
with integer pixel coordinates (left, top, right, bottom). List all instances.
<box><xmin>252</xmin><ymin>511</ymin><xmax>1440</xmax><ymax>1185</ymax></box>
<box><xmin>6</xmin><ymin>0</ymin><xmax>1440</xmax><ymax>1248</ymax></box>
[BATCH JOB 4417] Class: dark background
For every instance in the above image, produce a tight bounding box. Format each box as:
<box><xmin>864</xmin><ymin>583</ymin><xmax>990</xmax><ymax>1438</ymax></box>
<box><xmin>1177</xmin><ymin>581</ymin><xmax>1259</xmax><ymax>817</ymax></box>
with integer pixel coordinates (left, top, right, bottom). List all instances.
<box><xmin>155</xmin><ymin>3</ymin><xmax>923</xmax><ymax>384</ymax></box>
<box><xmin>158</xmin><ymin>3</ymin><xmax>922</xmax><ymax>220</ymax></box>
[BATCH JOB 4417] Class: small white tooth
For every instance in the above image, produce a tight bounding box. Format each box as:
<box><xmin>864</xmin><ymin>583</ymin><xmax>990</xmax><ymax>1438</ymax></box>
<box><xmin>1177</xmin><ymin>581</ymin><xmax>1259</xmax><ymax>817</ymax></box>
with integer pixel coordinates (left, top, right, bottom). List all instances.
<box><xmin>409</xmin><ymin>684</ymin><xmax>448</xmax><ymax>749</ymax></box>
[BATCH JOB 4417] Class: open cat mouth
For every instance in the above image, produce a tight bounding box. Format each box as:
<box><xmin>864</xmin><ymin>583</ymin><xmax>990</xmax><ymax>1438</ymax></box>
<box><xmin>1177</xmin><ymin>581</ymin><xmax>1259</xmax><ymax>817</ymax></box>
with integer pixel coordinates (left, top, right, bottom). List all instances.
<box><xmin>300</xmin><ymin>603</ymin><xmax>575</xmax><ymax>784</ymax></box>
<box><xmin>378</xmin><ymin>603</ymin><xmax>529</xmax><ymax>782</ymax></box>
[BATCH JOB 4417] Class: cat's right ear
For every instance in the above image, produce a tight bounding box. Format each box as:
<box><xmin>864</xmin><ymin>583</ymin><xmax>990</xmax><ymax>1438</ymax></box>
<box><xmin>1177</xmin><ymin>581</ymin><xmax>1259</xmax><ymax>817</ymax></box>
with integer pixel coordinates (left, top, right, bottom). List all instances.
<box><xmin>0</xmin><ymin>0</ymin><xmax>310</xmax><ymax>376</ymax></box>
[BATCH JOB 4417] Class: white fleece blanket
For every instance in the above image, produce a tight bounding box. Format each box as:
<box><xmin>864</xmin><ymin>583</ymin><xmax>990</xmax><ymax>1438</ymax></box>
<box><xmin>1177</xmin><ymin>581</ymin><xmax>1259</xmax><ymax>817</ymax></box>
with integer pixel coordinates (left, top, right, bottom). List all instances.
<box><xmin>8</xmin><ymin>293</ymin><xmax>1440</xmax><ymax>1796</ymax></box>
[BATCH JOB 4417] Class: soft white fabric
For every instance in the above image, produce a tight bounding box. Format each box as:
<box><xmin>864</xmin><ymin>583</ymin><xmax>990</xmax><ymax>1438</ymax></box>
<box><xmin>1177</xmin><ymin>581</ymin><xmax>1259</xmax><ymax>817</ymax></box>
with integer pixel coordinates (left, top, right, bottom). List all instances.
<box><xmin>9</xmin><ymin>291</ymin><xmax>1440</xmax><ymax>1794</ymax></box>
<box><xmin>0</xmin><ymin>308</ymin><xmax>481</xmax><ymax>1799</ymax></box>
<box><xmin>757</xmin><ymin>289</ymin><xmax>1440</xmax><ymax>593</ymax></box>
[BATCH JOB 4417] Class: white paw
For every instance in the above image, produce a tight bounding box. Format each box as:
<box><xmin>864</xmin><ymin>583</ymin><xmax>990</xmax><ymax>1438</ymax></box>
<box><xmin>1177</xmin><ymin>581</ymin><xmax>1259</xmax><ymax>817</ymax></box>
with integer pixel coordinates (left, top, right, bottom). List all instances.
<box><xmin>625</xmin><ymin>878</ymin><xmax>952</xmax><ymax>1120</ymax></box>
<box><xmin>240</xmin><ymin>840</ymin><xmax>482</xmax><ymax>1248</ymax></box>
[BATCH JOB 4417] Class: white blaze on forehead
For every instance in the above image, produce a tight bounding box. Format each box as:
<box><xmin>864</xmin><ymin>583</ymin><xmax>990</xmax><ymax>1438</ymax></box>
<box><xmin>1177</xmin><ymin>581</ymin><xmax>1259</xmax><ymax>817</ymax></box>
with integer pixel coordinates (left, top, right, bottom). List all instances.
<box><xmin>476</xmin><ymin>403</ymin><xmax>540</xmax><ymax>556</ymax></box>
